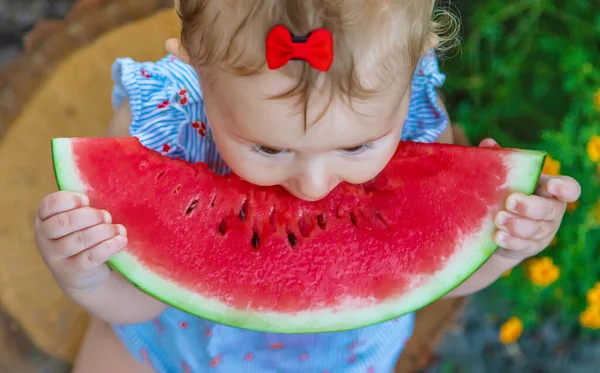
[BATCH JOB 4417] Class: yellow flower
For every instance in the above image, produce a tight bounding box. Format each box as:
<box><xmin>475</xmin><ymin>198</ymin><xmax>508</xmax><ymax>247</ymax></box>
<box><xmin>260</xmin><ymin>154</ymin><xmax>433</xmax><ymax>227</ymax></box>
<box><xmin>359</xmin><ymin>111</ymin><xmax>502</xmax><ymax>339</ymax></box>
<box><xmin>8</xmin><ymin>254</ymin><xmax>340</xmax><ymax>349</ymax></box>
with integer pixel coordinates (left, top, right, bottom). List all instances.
<box><xmin>580</xmin><ymin>306</ymin><xmax>600</xmax><ymax>330</ymax></box>
<box><xmin>542</xmin><ymin>155</ymin><xmax>561</xmax><ymax>176</ymax></box>
<box><xmin>595</xmin><ymin>201</ymin><xmax>600</xmax><ymax>223</ymax></box>
<box><xmin>499</xmin><ymin>317</ymin><xmax>524</xmax><ymax>344</ymax></box>
<box><xmin>594</xmin><ymin>89</ymin><xmax>600</xmax><ymax>111</ymax></box>
<box><xmin>587</xmin><ymin>283</ymin><xmax>600</xmax><ymax>307</ymax></box>
<box><xmin>587</xmin><ymin>136</ymin><xmax>600</xmax><ymax>162</ymax></box>
<box><xmin>501</xmin><ymin>269</ymin><xmax>512</xmax><ymax>278</ymax></box>
<box><xmin>527</xmin><ymin>257</ymin><xmax>560</xmax><ymax>286</ymax></box>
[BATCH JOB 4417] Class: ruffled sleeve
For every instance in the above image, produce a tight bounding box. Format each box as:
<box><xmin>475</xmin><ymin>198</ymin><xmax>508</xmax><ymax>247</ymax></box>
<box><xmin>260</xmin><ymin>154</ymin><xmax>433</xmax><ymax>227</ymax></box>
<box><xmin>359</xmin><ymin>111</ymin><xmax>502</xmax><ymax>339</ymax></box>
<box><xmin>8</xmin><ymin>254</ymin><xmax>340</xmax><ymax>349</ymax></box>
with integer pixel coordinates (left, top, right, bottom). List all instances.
<box><xmin>401</xmin><ymin>51</ymin><xmax>449</xmax><ymax>143</ymax></box>
<box><xmin>111</xmin><ymin>55</ymin><xmax>219</xmax><ymax>165</ymax></box>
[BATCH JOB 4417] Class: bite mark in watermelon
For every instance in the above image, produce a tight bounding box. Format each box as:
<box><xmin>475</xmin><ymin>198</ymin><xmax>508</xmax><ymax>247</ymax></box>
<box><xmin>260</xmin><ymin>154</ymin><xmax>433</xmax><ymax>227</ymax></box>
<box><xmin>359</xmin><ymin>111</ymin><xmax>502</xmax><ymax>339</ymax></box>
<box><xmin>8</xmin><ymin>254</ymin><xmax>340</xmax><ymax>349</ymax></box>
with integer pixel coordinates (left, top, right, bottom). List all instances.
<box><xmin>51</xmin><ymin>137</ymin><xmax>545</xmax><ymax>333</ymax></box>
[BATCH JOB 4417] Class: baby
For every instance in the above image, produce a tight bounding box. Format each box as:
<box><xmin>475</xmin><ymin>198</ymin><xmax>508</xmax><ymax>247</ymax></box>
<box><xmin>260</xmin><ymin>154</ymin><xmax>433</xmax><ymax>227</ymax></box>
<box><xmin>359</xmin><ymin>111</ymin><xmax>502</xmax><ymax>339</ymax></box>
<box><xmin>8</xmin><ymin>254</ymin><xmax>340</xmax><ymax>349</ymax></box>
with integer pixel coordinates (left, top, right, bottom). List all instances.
<box><xmin>34</xmin><ymin>1</ymin><xmax>581</xmax><ymax>372</ymax></box>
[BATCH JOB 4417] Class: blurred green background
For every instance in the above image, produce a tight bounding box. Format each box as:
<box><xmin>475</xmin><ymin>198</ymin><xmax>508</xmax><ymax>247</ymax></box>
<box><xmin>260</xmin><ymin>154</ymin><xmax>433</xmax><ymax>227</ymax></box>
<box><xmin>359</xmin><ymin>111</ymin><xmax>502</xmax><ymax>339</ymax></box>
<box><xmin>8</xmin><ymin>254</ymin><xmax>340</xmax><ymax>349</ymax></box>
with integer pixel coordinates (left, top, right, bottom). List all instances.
<box><xmin>431</xmin><ymin>1</ymin><xmax>600</xmax><ymax>372</ymax></box>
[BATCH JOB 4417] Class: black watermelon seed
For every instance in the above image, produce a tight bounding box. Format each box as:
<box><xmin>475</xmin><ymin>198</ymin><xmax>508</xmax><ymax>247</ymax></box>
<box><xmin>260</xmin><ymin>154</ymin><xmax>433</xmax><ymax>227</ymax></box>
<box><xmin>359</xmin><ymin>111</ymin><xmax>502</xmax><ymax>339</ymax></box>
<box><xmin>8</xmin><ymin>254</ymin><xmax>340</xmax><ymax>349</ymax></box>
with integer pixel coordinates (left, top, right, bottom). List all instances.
<box><xmin>287</xmin><ymin>233</ymin><xmax>297</xmax><ymax>247</ymax></box>
<box><xmin>317</xmin><ymin>214</ymin><xmax>327</xmax><ymax>229</ymax></box>
<box><xmin>350</xmin><ymin>212</ymin><xmax>358</xmax><ymax>227</ymax></box>
<box><xmin>251</xmin><ymin>232</ymin><xmax>260</xmax><ymax>248</ymax></box>
<box><xmin>185</xmin><ymin>200</ymin><xmax>199</xmax><ymax>215</ymax></box>
<box><xmin>218</xmin><ymin>220</ymin><xmax>227</xmax><ymax>235</ymax></box>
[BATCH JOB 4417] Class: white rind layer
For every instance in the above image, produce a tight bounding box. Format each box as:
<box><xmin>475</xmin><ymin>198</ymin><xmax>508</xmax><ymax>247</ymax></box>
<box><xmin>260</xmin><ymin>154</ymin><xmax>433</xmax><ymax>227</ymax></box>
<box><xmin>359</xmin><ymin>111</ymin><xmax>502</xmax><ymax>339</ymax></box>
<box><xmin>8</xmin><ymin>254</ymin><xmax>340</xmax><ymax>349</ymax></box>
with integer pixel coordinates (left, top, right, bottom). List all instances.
<box><xmin>53</xmin><ymin>138</ymin><xmax>545</xmax><ymax>333</ymax></box>
<box><xmin>52</xmin><ymin>138</ymin><xmax>89</xmax><ymax>194</ymax></box>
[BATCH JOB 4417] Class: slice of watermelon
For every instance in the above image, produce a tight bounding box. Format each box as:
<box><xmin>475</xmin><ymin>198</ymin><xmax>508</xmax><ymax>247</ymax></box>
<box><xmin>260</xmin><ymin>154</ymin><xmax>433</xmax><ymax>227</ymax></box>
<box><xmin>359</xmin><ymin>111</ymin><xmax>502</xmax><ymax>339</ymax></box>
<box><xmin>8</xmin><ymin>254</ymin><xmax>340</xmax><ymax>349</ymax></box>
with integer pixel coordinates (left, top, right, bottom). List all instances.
<box><xmin>51</xmin><ymin>137</ymin><xmax>545</xmax><ymax>333</ymax></box>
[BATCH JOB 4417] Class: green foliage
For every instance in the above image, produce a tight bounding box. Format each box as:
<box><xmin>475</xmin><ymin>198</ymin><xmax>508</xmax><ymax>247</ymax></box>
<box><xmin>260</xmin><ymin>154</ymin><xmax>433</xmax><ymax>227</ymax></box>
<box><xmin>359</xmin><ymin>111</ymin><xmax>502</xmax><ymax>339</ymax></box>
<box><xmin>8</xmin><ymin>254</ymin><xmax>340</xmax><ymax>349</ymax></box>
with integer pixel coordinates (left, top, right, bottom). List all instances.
<box><xmin>443</xmin><ymin>0</ymin><xmax>600</xmax><ymax>333</ymax></box>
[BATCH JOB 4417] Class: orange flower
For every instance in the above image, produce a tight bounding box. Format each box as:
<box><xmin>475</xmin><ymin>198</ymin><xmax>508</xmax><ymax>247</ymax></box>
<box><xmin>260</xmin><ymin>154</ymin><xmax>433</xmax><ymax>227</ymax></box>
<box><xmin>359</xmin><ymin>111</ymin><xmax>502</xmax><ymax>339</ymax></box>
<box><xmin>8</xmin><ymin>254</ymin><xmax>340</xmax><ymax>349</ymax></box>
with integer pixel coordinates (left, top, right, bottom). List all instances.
<box><xmin>587</xmin><ymin>283</ymin><xmax>600</xmax><ymax>307</ymax></box>
<box><xmin>542</xmin><ymin>155</ymin><xmax>561</xmax><ymax>176</ymax></box>
<box><xmin>587</xmin><ymin>136</ymin><xmax>600</xmax><ymax>162</ymax></box>
<box><xmin>567</xmin><ymin>201</ymin><xmax>579</xmax><ymax>213</ymax></box>
<box><xmin>594</xmin><ymin>89</ymin><xmax>600</xmax><ymax>111</ymax></box>
<box><xmin>527</xmin><ymin>257</ymin><xmax>560</xmax><ymax>286</ymax></box>
<box><xmin>580</xmin><ymin>306</ymin><xmax>600</xmax><ymax>330</ymax></box>
<box><xmin>499</xmin><ymin>317</ymin><xmax>523</xmax><ymax>344</ymax></box>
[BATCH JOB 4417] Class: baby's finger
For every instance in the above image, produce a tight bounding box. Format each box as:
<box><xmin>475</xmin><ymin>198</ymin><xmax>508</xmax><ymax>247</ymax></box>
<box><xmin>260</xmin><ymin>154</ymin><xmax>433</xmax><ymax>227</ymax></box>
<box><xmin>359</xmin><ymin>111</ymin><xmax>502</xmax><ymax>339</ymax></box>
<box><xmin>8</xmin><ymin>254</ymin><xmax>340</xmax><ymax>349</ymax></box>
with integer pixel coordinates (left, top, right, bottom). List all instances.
<box><xmin>38</xmin><ymin>192</ymin><xmax>89</xmax><ymax>221</ymax></box>
<box><xmin>495</xmin><ymin>211</ymin><xmax>555</xmax><ymax>241</ymax></box>
<box><xmin>478</xmin><ymin>138</ymin><xmax>502</xmax><ymax>148</ymax></box>
<box><xmin>533</xmin><ymin>174</ymin><xmax>554</xmax><ymax>198</ymax></box>
<box><xmin>545</xmin><ymin>175</ymin><xmax>581</xmax><ymax>203</ymax></box>
<box><xmin>506</xmin><ymin>193</ymin><xmax>566</xmax><ymax>221</ymax></box>
<box><xmin>41</xmin><ymin>207</ymin><xmax>112</xmax><ymax>240</ymax></box>
<box><xmin>52</xmin><ymin>224</ymin><xmax>127</xmax><ymax>259</ymax></box>
<box><xmin>69</xmin><ymin>235</ymin><xmax>128</xmax><ymax>272</ymax></box>
<box><xmin>494</xmin><ymin>231</ymin><xmax>539</xmax><ymax>258</ymax></box>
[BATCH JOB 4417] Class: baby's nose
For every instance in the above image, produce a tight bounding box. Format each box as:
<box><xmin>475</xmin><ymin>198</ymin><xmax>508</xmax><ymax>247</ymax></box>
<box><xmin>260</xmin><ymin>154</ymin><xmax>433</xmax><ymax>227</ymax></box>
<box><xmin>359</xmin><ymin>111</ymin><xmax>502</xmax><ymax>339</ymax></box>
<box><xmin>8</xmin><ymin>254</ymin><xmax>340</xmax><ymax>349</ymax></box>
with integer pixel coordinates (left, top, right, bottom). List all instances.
<box><xmin>296</xmin><ymin>169</ymin><xmax>333</xmax><ymax>201</ymax></box>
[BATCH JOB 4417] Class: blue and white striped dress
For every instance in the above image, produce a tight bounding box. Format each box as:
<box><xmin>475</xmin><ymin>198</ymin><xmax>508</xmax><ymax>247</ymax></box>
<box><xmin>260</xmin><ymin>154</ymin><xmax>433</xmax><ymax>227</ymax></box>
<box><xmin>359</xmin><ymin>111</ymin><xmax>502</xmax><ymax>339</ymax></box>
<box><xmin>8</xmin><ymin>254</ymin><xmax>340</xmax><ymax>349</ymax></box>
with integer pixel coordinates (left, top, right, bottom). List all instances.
<box><xmin>110</xmin><ymin>52</ymin><xmax>448</xmax><ymax>373</ymax></box>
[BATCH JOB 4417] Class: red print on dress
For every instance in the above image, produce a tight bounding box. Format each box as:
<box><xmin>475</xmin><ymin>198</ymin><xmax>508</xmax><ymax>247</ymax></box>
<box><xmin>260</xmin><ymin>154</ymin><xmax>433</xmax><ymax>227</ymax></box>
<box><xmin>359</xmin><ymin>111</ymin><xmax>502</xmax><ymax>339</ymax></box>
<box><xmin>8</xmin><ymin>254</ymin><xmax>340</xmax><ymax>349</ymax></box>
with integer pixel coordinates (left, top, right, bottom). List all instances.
<box><xmin>158</xmin><ymin>100</ymin><xmax>169</xmax><ymax>109</ymax></box>
<box><xmin>140</xmin><ymin>348</ymin><xmax>153</xmax><ymax>368</ymax></box>
<box><xmin>179</xmin><ymin>88</ymin><xmax>189</xmax><ymax>105</ymax></box>
<box><xmin>348</xmin><ymin>340</ymin><xmax>364</xmax><ymax>350</ymax></box>
<box><xmin>162</xmin><ymin>144</ymin><xmax>171</xmax><ymax>153</ymax></box>
<box><xmin>192</xmin><ymin>121</ymin><xmax>207</xmax><ymax>137</ymax></box>
<box><xmin>152</xmin><ymin>319</ymin><xmax>163</xmax><ymax>333</ymax></box>
<box><xmin>209</xmin><ymin>355</ymin><xmax>222</xmax><ymax>367</ymax></box>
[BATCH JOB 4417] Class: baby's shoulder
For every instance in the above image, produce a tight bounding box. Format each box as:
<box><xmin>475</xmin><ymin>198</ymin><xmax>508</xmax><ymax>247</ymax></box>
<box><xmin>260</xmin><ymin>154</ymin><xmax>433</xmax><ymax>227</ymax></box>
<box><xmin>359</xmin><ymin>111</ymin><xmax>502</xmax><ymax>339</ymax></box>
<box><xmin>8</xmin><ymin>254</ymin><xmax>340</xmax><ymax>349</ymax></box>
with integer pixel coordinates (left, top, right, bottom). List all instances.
<box><xmin>111</xmin><ymin>56</ymin><xmax>224</xmax><ymax>167</ymax></box>
<box><xmin>111</xmin><ymin>55</ymin><xmax>203</xmax><ymax>109</ymax></box>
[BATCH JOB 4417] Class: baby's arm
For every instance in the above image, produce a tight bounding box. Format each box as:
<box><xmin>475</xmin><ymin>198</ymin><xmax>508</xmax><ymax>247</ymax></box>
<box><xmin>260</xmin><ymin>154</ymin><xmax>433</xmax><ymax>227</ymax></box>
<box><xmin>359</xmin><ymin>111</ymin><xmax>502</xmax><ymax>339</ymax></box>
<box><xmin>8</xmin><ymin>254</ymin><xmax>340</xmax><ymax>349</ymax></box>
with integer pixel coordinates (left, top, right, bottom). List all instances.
<box><xmin>444</xmin><ymin>256</ymin><xmax>521</xmax><ymax>298</ymax></box>
<box><xmin>72</xmin><ymin>265</ymin><xmax>168</xmax><ymax>324</ymax></box>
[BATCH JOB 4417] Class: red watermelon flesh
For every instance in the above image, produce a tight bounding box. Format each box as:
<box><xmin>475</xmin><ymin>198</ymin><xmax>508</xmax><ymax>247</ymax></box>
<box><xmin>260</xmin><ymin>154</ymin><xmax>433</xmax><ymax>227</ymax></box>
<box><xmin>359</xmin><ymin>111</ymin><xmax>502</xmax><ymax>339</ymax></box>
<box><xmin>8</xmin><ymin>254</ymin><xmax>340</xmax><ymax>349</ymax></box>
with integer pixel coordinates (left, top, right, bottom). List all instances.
<box><xmin>52</xmin><ymin>137</ymin><xmax>545</xmax><ymax>333</ymax></box>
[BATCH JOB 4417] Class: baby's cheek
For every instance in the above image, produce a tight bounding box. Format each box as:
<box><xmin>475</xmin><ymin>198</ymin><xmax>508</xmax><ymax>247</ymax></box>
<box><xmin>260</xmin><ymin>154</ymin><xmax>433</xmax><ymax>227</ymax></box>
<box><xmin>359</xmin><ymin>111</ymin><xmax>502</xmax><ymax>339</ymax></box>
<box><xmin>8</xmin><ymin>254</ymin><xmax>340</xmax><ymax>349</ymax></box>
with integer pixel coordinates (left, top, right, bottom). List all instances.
<box><xmin>344</xmin><ymin>162</ymin><xmax>386</xmax><ymax>184</ymax></box>
<box><xmin>339</xmin><ymin>149</ymin><xmax>397</xmax><ymax>185</ymax></box>
<box><xmin>225</xmin><ymin>153</ymin><xmax>288</xmax><ymax>187</ymax></box>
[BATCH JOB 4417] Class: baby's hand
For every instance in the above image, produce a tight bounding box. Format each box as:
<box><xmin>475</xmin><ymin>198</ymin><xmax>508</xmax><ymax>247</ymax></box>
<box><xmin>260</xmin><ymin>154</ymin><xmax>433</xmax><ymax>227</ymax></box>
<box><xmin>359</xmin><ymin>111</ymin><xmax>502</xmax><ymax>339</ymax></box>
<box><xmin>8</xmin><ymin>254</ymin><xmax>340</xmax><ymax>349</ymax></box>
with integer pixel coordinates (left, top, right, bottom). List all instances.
<box><xmin>34</xmin><ymin>191</ymin><xmax>128</xmax><ymax>292</ymax></box>
<box><xmin>480</xmin><ymin>139</ymin><xmax>582</xmax><ymax>259</ymax></box>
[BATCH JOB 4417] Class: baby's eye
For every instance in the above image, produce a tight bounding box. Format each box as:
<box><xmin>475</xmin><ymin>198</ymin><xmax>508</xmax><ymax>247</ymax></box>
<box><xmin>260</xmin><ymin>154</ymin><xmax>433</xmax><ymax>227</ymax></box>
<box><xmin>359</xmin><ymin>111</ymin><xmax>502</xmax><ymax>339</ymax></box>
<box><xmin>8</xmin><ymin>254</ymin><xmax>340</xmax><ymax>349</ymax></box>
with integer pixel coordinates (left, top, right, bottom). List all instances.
<box><xmin>340</xmin><ymin>142</ymin><xmax>376</xmax><ymax>155</ymax></box>
<box><xmin>251</xmin><ymin>145</ymin><xmax>288</xmax><ymax>157</ymax></box>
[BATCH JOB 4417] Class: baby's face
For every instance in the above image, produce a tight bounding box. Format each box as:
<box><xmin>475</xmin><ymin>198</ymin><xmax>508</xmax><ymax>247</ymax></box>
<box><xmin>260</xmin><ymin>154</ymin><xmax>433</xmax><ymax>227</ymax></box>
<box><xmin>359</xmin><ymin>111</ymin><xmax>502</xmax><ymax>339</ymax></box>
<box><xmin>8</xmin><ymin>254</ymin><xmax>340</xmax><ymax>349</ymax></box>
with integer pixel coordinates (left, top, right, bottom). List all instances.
<box><xmin>199</xmin><ymin>68</ymin><xmax>412</xmax><ymax>201</ymax></box>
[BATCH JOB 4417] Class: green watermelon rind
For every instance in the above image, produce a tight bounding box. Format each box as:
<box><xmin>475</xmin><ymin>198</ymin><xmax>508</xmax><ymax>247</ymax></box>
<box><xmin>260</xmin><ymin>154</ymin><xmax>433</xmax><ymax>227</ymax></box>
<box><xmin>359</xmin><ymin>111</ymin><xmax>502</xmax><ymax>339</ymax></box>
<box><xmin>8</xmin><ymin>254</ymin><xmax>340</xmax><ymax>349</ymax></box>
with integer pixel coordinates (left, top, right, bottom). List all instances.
<box><xmin>51</xmin><ymin>138</ymin><xmax>546</xmax><ymax>333</ymax></box>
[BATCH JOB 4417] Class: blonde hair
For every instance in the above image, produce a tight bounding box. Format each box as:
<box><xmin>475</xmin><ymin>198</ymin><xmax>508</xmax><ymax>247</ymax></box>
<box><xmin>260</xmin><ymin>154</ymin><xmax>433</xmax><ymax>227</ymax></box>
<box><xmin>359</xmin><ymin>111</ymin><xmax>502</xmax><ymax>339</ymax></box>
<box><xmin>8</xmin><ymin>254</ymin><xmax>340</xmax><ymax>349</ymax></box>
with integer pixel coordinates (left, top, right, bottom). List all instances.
<box><xmin>176</xmin><ymin>0</ymin><xmax>458</xmax><ymax>117</ymax></box>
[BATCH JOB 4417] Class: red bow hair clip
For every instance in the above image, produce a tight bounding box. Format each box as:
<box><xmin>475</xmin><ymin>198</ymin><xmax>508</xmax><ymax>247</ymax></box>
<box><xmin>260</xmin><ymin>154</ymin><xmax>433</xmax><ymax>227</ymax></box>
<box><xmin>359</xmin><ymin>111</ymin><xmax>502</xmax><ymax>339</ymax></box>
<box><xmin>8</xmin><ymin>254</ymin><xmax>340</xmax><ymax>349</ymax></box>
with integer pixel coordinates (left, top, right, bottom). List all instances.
<box><xmin>266</xmin><ymin>25</ymin><xmax>334</xmax><ymax>72</ymax></box>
